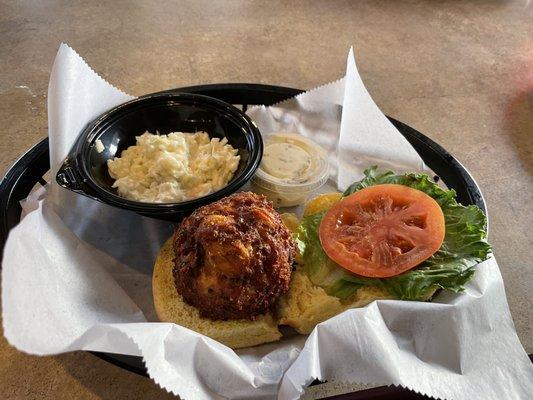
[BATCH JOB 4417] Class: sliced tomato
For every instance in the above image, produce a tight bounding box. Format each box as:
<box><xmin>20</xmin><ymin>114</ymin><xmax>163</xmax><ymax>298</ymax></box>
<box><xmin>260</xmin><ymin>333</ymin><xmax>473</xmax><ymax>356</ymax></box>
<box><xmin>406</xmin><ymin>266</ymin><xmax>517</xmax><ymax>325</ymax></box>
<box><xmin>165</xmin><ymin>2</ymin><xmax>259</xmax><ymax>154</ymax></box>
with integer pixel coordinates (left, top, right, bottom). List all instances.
<box><xmin>319</xmin><ymin>184</ymin><xmax>445</xmax><ymax>278</ymax></box>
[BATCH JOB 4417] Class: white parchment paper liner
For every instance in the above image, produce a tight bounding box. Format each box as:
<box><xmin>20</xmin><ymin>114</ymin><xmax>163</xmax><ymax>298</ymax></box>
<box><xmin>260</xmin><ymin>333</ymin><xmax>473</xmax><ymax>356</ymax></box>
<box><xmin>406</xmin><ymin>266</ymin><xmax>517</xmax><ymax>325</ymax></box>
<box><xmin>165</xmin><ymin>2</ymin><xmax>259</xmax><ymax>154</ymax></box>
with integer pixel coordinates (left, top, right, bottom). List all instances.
<box><xmin>2</xmin><ymin>44</ymin><xmax>532</xmax><ymax>399</ymax></box>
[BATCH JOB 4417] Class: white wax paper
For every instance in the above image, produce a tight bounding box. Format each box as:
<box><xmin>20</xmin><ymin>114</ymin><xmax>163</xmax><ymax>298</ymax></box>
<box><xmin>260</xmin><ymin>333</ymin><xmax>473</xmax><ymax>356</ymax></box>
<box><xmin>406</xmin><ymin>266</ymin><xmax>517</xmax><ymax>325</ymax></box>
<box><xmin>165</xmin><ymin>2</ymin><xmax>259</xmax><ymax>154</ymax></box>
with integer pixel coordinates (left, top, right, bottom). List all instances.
<box><xmin>2</xmin><ymin>44</ymin><xmax>532</xmax><ymax>400</ymax></box>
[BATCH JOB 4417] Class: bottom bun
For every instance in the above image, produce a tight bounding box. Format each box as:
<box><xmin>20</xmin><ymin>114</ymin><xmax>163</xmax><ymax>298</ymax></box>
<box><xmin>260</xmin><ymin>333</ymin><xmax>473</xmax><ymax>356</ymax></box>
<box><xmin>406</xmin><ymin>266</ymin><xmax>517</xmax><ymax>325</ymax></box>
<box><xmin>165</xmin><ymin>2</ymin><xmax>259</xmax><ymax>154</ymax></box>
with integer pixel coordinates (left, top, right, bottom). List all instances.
<box><xmin>152</xmin><ymin>238</ymin><xmax>282</xmax><ymax>349</ymax></box>
<box><xmin>276</xmin><ymin>269</ymin><xmax>395</xmax><ymax>334</ymax></box>
<box><xmin>277</xmin><ymin>268</ymin><xmax>437</xmax><ymax>334</ymax></box>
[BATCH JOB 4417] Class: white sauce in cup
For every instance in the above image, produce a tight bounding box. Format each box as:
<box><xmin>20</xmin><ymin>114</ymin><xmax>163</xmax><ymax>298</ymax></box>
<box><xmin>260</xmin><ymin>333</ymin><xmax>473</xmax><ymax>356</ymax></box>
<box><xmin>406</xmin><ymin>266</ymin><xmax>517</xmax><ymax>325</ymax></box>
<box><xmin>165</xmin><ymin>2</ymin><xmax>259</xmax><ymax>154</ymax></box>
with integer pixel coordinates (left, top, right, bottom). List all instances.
<box><xmin>252</xmin><ymin>133</ymin><xmax>329</xmax><ymax>207</ymax></box>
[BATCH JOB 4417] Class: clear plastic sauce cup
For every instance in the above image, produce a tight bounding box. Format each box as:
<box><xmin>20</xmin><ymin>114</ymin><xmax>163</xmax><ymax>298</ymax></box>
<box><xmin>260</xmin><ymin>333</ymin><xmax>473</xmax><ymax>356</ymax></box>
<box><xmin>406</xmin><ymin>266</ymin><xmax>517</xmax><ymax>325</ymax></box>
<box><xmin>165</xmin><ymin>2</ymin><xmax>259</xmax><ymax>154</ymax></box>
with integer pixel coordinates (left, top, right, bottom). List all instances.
<box><xmin>251</xmin><ymin>133</ymin><xmax>329</xmax><ymax>207</ymax></box>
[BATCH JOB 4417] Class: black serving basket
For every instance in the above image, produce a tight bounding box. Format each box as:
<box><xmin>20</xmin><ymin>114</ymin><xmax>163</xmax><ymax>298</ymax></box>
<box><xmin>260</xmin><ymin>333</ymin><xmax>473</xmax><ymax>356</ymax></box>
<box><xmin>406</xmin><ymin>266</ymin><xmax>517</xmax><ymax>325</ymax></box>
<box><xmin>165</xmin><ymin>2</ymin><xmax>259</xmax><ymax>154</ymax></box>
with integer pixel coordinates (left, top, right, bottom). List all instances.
<box><xmin>56</xmin><ymin>92</ymin><xmax>263</xmax><ymax>221</ymax></box>
<box><xmin>1</xmin><ymin>83</ymin><xmax>502</xmax><ymax>400</ymax></box>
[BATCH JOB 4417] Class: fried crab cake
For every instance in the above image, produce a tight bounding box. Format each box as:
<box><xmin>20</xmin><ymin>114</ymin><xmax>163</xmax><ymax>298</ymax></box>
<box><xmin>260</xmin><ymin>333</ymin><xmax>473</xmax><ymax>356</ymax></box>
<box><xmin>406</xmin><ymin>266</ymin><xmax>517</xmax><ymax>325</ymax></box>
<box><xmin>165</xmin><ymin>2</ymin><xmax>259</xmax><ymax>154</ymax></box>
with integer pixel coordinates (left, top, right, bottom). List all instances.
<box><xmin>172</xmin><ymin>192</ymin><xmax>295</xmax><ymax>320</ymax></box>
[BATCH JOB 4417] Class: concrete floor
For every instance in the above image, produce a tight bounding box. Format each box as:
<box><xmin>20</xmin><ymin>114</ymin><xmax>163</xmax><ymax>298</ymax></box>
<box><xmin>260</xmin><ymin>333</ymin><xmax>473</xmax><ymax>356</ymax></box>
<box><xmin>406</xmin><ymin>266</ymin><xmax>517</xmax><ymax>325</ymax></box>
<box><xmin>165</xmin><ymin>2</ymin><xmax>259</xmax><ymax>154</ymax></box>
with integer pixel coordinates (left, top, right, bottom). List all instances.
<box><xmin>0</xmin><ymin>1</ymin><xmax>532</xmax><ymax>399</ymax></box>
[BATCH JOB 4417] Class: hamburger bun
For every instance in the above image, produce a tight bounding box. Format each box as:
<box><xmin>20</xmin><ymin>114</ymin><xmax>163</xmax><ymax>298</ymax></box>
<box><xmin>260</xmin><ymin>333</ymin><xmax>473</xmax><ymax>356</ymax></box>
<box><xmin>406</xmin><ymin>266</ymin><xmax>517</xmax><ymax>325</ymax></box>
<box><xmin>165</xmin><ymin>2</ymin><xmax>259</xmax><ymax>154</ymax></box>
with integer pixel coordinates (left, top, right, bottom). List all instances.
<box><xmin>276</xmin><ymin>268</ymin><xmax>394</xmax><ymax>334</ymax></box>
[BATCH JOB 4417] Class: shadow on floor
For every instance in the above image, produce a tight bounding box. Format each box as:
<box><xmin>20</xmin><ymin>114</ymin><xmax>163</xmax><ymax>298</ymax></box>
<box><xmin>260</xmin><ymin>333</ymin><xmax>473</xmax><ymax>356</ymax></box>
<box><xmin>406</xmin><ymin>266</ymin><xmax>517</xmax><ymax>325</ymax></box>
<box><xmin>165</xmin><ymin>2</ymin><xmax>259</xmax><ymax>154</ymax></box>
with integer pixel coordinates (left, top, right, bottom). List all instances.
<box><xmin>56</xmin><ymin>351</ymin><xmax>177</xmax><ymax>400</ymax></box>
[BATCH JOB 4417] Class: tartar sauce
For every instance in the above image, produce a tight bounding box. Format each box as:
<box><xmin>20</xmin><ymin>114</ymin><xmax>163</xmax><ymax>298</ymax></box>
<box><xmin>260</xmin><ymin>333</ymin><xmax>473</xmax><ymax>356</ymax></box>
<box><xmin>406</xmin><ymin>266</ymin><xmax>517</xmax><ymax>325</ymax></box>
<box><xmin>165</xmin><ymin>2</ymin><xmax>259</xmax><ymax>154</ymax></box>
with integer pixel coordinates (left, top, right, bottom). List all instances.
<box><xmin>252</xmin><ymin>133</ymin><xmax>329</xmax><ymax>207</ymax></box>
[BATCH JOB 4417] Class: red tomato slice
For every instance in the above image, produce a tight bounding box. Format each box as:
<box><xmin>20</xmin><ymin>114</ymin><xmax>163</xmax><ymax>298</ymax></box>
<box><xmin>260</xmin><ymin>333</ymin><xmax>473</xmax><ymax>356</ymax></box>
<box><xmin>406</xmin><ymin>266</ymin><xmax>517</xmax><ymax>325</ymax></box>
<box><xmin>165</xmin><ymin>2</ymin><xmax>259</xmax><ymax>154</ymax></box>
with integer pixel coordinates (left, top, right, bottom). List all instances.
<box><xmin>319</xmin><ymin>184</ymin><xmax>445</xmax><ymax>278</ymax></box>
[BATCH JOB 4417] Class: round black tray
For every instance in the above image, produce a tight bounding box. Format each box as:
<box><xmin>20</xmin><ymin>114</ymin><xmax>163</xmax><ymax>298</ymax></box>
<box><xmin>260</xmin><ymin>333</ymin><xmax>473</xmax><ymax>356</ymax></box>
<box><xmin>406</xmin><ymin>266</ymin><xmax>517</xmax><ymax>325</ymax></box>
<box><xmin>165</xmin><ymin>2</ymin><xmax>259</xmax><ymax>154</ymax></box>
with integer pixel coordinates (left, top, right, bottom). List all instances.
<box><xmin>0</xmin><ymin>83</ymin><xmax>488</xmax><ymax>400</ymax></box>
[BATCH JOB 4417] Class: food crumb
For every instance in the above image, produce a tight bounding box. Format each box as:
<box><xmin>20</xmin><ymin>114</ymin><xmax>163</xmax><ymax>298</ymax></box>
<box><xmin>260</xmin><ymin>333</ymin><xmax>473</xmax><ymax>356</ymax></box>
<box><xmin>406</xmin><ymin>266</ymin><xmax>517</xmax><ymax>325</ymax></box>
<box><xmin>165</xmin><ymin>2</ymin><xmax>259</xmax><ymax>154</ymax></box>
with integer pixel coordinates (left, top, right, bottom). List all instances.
<box><xmin>95</xmin><ymin>139</ymin><xmax>105</xmax><ymax>153</ymax></box>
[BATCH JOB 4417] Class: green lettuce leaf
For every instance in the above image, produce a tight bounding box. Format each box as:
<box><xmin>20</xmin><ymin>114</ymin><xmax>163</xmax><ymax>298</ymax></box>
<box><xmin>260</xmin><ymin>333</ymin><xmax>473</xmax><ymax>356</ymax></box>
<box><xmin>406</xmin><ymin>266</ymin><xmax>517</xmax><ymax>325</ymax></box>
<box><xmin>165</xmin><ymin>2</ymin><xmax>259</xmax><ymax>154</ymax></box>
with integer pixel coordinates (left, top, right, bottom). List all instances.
<box><xmin>296</xmin><ymin>166</ymin><xmax>491</xmax><ymax>300</ymax></box>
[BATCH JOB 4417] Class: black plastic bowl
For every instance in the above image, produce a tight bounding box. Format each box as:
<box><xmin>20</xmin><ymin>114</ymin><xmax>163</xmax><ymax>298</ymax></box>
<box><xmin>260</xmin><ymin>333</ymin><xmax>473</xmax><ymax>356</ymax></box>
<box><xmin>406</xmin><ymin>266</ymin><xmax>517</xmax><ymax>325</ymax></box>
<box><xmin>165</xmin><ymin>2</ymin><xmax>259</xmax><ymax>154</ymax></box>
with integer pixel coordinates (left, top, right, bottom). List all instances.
<box><xmin>56</xmin><ymin>92</ymin><xmax>263</xmax><ymax>220</ymax></box>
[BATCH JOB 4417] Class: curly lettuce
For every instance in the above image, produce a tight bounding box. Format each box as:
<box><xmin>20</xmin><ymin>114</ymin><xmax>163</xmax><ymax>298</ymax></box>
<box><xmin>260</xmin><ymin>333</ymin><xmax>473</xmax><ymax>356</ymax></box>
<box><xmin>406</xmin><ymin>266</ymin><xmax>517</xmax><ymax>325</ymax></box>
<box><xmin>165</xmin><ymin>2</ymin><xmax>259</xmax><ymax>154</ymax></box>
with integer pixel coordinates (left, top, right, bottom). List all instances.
<box><xmin>295</xmin><ymin>166</ymin><xmax>491</xmax><ymax>300</ymax></box>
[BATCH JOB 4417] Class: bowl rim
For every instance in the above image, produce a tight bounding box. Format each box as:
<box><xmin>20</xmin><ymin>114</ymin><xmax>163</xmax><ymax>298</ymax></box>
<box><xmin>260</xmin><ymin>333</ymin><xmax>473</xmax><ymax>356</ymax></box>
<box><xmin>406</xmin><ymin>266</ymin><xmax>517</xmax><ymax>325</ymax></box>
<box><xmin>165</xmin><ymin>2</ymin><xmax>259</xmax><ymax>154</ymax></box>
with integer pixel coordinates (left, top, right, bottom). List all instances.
<box><xmin>61</xmin><ymin>91</ymin><xmax>263</xmax><ymax>213</ymax></box>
